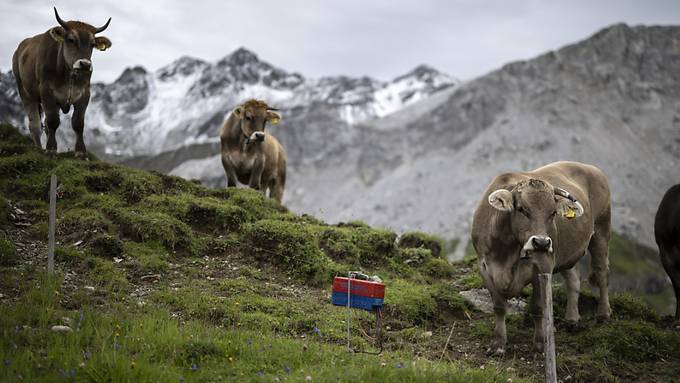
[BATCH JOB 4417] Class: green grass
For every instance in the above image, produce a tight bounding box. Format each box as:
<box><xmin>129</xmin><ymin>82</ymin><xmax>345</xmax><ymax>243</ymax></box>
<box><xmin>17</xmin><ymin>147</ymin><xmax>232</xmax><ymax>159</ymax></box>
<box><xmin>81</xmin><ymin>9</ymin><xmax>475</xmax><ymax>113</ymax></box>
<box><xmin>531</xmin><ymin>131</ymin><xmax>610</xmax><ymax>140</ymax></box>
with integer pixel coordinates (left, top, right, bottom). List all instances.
<box><xmin>1</xmin><ymin>123</ymin><xmax>679</xmax><ymax>382</ymax></box>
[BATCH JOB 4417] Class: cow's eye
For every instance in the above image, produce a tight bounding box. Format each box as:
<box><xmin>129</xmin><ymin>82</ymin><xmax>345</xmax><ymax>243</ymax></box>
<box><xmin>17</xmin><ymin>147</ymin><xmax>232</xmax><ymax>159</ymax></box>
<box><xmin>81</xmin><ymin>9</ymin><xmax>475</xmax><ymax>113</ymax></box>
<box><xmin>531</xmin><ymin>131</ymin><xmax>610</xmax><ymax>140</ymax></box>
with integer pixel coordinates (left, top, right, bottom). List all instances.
<box><xmin>517</xmin><ymin>206</ymin><xmax>528</xmax><ymax>217</ymax></box>
<box><xmin>66</xmin><ymin>36</ymin><xmax>76</xmax><ymax>44</ymax></box>
<box><xmin>245</xmin><ymin>115</ymin><xmax>252</xmax><ymax>121</ymax></box>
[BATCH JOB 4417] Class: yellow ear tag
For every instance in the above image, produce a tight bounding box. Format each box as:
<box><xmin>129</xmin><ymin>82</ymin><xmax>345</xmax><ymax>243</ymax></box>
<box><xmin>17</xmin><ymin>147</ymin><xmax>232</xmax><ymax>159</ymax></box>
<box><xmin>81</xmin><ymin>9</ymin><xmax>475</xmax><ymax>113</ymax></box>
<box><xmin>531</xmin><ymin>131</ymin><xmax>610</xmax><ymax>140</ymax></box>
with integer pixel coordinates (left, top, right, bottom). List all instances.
<box><xmin>270</xmin><ymin>115</ymin><xmax>280</xmax><ymax>125</ymax></box>
<box><xmin>565</xmin><ymin>207</ymin><xmax>576</xmax><ymax>219</ymax></box>
<box><xmin>97</xmin><ymin>43</ymin><xmax>108</xmax><ymax>51</ymax></box>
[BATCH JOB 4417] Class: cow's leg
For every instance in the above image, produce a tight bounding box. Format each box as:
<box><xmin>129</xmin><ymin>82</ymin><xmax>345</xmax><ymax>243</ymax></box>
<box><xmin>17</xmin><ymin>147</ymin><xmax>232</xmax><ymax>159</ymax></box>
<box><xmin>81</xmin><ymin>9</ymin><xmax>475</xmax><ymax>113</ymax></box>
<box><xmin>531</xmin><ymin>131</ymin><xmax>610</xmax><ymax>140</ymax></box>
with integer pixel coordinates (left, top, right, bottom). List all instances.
<box><xmin>561</xmin><ymin>267</ymin><xmax>581</xmax><ymax>323</ymax></box>
<box><xmin>270</xmin><ymin>179</ymin><xmax>284</xmax><ymax>203</ymax></box>
<box><xmin>248</xmin><ymin>157</ymin><xmax>265</xmax><ymax>192</ymax></box>
<box><xmin>44</xmin><ymin>107</ymin><xmax>60</xmax><ymax>156</ymax></box>
<box><xmin>221</xmin><ymin>153</ymin><xmax>238</xmax><ymax>187</ymax></box>
<box><xmin>530</xmin><ymin>276</ymin><xmax>545</xmax><ymax>352</ymax></box>
<box><xmin>25</xmin><ymin>103</ymin><xmax>42</xmax><ymax>149</ymax></box>
<box><xmin>72</xmin><ymin>101</ymin><xmax>88</xmax><ymax>158</ymax></box>
<box><xmin>588</xmin><ymin>228</ymin><xmax>611</xmax><ymax>320</ymax></box>
<box><xmin>660</xmin><ymin>245</ymin><xmax>680</xmax><ymax>321</ymax></box>
<box><xmin>487</xmin><ymin>291</ymin><xmax>508</xmax><ymax>357</ymax></box>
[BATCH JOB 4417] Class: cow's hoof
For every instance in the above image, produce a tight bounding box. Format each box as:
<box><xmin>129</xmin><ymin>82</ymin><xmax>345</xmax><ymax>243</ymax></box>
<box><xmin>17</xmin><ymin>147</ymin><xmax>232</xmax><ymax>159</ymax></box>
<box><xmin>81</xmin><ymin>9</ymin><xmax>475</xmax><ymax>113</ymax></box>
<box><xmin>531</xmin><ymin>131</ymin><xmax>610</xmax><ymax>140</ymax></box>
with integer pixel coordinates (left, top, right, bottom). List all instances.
<box><xmin>595</xmin><ymin>314</ymin><xmax>611</xmax><ymax>323</ymax></box>
<box><xmin>75</xmin><ymin>151</ymin><xmax>88</xmax><ymax>160</ymax></box>
<box><xmin>486</xmin><ymin>346</ymin><xmax>506</xmax><ymax>358</ymax></box>
<box><xmin>46</xmin><ymin>149</ymin><xmax>56</xmax><ymax>158</ymax></box>
<box><xmin>563</xmin><ymin>320</ymin><xmax>584</xmax><ymax>333</ymax></box>
<box><xmin>533</xmin><ymin>340</ymin><xmax>544</xmax><ymax>353</ymax></box>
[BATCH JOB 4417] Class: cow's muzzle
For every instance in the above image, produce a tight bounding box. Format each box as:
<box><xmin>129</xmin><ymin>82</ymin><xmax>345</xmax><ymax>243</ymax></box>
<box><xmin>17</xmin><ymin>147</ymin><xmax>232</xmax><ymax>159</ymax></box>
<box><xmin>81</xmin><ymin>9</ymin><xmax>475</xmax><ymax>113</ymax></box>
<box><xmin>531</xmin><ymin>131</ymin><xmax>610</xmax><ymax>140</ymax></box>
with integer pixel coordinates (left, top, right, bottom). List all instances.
<box><xmin>520</xmin><ymin>235</ymin><xmax>553</xmax><ymax>258</ymax></box>
<box><xmin>250</xmin><ymin>132</ymin><xmax>265</xmax><ymax>143</ymax></box>
<box><xmin>73</xmin><ymin>59</ymin><xmax>92</xmax><ymax>72</ymax></box>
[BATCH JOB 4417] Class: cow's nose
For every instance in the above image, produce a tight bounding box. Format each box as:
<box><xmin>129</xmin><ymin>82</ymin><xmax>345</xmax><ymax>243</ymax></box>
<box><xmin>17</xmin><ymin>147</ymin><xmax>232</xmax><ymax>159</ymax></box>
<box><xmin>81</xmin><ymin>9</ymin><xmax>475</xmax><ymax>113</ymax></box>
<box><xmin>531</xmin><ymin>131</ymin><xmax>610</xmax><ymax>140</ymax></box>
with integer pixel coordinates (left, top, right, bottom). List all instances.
<box><xmin>74</xmin><ymin>59</ymin><xmax>91</xmax><ymax>70</ymax></box>
<box><xmin>531</xmin><ymin>236</ymin><xmax>552</xmax><ymax>251</ymax></box>
<box><xmin>254</xmin><ymin>132</ymin><xmax>265</xmax><ymax>142</ymax></box>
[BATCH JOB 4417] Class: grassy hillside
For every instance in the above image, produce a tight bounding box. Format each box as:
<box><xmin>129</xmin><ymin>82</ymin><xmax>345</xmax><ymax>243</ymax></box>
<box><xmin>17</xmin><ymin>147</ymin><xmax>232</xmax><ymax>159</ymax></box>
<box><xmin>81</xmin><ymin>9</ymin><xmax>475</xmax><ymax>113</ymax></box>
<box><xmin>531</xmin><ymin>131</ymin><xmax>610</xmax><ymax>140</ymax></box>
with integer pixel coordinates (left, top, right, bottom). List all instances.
<box><xmin>0</xmin><ymin>123</ymin><xmax>678</xmax><ymax>382</ymax></box>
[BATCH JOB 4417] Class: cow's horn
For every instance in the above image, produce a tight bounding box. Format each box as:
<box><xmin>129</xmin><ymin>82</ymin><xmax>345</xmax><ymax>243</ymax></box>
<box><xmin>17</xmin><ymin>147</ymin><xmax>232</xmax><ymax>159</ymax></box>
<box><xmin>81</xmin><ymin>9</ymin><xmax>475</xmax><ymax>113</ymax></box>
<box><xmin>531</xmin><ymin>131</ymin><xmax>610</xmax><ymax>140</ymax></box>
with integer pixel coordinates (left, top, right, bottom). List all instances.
<box><xmin>267</xmin><ymin>107</ymin><xmax>279</xmax><ymax>111</ymax></box>
<box><xmin>54</xmin><ymin>7</ymin><xmax>69</xmax><ymax>29</ymax></box>
<box><xmin>94</xmin><ymin>17</ymin><xmax>112</xmax><ymax>34</ymax></box>
<box><xmin>554</xmin><ymin>187</ymin><xmax>577</xmax><ymax>202</ymax></box>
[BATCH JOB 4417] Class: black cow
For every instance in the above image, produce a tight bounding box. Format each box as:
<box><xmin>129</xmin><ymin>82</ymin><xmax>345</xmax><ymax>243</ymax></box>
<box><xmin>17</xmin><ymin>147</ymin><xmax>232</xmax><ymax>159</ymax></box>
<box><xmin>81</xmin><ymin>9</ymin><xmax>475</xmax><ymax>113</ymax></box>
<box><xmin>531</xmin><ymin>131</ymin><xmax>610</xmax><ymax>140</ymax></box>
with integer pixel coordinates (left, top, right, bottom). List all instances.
<box><xmin>655</xmin><ymin>184</ymin><xmax>680</xmax><ymax>320</ymax></box>
<box><xmin>12</xmin><ymin>7</ymin><xmax>111</xmax><ymax>157</ymax></box>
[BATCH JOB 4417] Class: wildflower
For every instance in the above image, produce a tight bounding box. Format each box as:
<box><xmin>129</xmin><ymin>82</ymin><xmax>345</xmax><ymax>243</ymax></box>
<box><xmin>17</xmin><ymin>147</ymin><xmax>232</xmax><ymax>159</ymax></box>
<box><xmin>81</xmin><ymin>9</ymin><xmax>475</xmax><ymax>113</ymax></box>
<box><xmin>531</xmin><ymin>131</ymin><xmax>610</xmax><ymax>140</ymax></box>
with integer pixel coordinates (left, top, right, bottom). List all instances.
<box><xmin>283</xmin><ymin>365</ymin><xmax>291</xmax><ymax>374</ymax></box>
<box><xmin>83</xmin><ymin>351</ymin><xmax>91</xmax><ymax>360</ymax></box>
<box><xmin>76</xmin><ymin>311</ymin><xmax>84</xmax><ymax>331</ymax></box>
<box><xmin>3</xmin><ymin>359</ymin><xmax>10</xmax><ymax>367</ymax></box>
<box><xmin>313</xmin><ymin>327</ymin><xmax>320</xmax><ymax>335</ymax></box>
<box><xmin>191</xmin><ymin>363</ymin><xmax>198</xmax><ymax>372</ymax></box>
<box><xmin>395</xmin><ymin>363</ymin><xmax>404</xmax><ymax>369</ymax></box>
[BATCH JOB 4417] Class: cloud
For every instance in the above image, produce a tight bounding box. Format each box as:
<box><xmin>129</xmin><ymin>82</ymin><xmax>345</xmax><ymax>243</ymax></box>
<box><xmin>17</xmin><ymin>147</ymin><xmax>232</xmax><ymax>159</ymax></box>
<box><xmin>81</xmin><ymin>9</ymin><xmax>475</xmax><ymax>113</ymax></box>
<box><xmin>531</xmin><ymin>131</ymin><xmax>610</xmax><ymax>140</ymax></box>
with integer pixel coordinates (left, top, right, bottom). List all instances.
<box><xmin>1</xmin><ymin>0</ymin><xmax>679</xmax><ymax>83</ymax></box>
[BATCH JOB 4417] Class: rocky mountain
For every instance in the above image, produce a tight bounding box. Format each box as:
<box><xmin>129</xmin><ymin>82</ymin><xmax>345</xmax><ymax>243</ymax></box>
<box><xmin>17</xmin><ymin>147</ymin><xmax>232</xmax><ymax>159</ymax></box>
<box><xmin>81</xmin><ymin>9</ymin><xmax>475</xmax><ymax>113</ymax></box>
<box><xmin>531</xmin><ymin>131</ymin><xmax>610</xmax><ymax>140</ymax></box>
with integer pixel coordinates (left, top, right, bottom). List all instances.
<box><xmin>1</xmin><ymin>24</ymin><xmax>678</xmax><ymax>258</ymax></box>
<box><xmin>160</xmin><ymin>24</ymin><xmax>680</xmax><ymax>258</ymax></box>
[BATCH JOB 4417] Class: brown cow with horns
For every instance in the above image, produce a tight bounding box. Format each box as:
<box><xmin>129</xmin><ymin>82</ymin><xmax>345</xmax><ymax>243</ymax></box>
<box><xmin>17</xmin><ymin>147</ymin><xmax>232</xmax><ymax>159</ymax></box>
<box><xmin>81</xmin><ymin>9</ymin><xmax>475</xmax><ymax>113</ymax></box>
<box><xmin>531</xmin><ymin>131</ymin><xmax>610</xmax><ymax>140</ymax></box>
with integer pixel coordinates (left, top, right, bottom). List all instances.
<box><xmin>219</xmin><ymin>99</ymin><xmax>287</xmax><ymax>202</ymax></box>
<box><xmin>471</xmin><ymin>161</ymin><xmax>612</xmax><ymax>356</ymax></box>
<box><xmin>12</xmin><ymin>7</ymin><xmax>112</xmax><ymax>157</ymax></box>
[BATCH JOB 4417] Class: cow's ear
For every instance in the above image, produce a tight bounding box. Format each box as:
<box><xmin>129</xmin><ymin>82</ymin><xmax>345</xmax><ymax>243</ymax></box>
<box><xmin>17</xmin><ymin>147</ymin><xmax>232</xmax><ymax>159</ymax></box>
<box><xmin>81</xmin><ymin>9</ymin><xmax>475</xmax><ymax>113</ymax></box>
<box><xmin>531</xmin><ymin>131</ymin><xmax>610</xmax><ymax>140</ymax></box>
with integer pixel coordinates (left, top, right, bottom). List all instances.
<box><xmin>49</xmin><ymin>27</ymin><xmax>66</xmax><ymax>42</ymax></box>
<box><xmin>488</xmin><ymin>189</ymin><xmax>513</xmax><ymax>212</ymax></box>
<box><xmin>267</xmin><ymin>111</ymin><xmax>281</xmax><ymax>125</ymax></box>
<box><xmin>232</xmin><ymin>106</ymin><xmax>244</xmax><ymax>119</ymax></box>
<box><xmin>556</xmin><ymin>198</ymin><xmax>584</xmax><ymax>219</ymax></box>
<box><xmin>94</xmin><ymin>36</ymin><xmax>112</xmax><ymax>51</ymax></box>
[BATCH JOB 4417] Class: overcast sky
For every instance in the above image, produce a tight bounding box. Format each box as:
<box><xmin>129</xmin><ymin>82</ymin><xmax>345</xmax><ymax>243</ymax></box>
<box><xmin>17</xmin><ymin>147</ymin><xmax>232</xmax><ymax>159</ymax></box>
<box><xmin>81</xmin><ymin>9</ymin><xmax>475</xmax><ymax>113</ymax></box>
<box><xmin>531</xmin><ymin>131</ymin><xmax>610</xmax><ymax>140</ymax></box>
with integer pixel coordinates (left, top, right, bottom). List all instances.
<box><xmin>2</xmin><ymin>0</ymin><xmax>679</xmax><ymax>83</ymax></box>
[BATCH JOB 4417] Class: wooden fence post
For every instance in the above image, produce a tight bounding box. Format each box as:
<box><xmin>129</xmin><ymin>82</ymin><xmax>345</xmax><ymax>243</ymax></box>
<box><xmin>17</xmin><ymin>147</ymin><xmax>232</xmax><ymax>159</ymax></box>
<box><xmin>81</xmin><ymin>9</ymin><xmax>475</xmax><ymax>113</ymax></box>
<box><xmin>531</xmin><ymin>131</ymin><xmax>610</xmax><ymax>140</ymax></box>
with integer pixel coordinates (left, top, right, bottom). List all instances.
<box><xmin>47</xmin><ymin>173</ymin><xmax>56</xmax><ymax>274</ymax></box>
<box><xmin>539</xmin><ymin>272</ymin><xmax>557</xmax><ymax>383</ymax></box>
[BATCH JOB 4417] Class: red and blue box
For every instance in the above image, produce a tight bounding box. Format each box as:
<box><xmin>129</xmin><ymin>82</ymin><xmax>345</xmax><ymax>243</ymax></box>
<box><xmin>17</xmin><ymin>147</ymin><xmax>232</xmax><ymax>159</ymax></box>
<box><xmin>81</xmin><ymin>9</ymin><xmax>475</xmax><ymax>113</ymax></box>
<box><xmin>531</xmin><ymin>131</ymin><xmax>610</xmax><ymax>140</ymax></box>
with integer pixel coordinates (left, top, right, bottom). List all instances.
<box><xmin>331</xmin><ymin>276</ymin><xmax>385</xmax><ymax>311</ymax></box>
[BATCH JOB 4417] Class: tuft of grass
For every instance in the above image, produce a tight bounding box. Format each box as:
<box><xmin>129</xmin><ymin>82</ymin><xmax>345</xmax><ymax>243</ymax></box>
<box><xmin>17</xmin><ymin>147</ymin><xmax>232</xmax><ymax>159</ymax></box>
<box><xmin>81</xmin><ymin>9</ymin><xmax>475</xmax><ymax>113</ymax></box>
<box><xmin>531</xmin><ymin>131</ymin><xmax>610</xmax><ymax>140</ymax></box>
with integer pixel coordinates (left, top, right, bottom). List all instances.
<box><xmin>54</xmin><ymin>245</ymin><xmax>86</xmax><ymax>265</ymax></box>
<box><xmin>459</xmin><ymin>272</ymin><xmax>484</xmax><ymax>290</ymax></box>
<box><xmin>90</xmin><ymin>234</ymin><xmax>124</xmax><ymax>259</ymax></box>
<box><xmin>110</xmin><ymin>207</ymin><xmax>193</xmax><ymax>252</ymax></box>
<box><xmin>385</xmin><ymin>279</ymin><xmax>437</xmax><ymax>327</ymax></box>
<box><xmin>247</xmin><ymin>219</ymin><xmax>328</xmax><ymax>284</ymax></box>
<box><xmin>84</xmin><ymin>258</ymin><xmax>130</xmax><ymax>293</ymax></box>
<box><xmin>317</xmin><ymin>225</ymin><xmax>397</xmax><ymax>266</ymax></box>
<box><xmin>398</xmin><ymin>232</ymin><xmax>444</xmax><ymax>258</ymax></box>
<box><xmin>58</xmin><ymin>208</ymin><xmax>111</xmax><ymax>238</ymax></box>
<box><xmin>0</xmin><ymin>231</ymin><xmax>17</xmax><ymax>266</ymax></box>
<box><xmin>141</xmin><ymin>194</ymin><xmax>251</xmax><ymax>233</ymax></box>
<box><xmin>123</xmin><ymin>241</ymin><xmax>170</xmax><ymax>274</ymax></box>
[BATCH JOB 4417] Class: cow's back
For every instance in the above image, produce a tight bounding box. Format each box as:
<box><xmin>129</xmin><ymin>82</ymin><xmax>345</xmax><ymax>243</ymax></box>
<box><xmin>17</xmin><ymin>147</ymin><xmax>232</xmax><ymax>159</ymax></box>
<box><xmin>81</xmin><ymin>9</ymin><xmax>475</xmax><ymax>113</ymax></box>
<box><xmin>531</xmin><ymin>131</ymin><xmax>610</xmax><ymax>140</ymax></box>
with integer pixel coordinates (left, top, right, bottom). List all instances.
<box><xmin>655</xmin><ymin>184</ymin><xmax>680</xmax><ymax>250</ymax></box>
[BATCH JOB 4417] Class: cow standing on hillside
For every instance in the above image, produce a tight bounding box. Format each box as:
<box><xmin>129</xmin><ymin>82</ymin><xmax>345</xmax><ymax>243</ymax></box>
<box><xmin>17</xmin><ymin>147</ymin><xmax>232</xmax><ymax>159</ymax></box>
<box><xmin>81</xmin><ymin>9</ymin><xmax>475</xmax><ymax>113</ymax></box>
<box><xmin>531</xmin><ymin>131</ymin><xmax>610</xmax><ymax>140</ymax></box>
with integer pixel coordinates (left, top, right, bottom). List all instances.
<box><xmin>12</xmin><ymin>7</ymin><xmax>112</xmax><ymax>157</ymax></box>
<box><xmin>471</xmin><ymin>161</ymin><xmax>611</xmax><ymax>356</ymax></box>
<box><xmin>220</xmin><ymin>99</ymin><xmax>287</xmax><ymax>202</ymax></box>
<box><xmin>655</xmin><ymin>184</ymin><xmax>680</xmax><ymax>321</ymax></box>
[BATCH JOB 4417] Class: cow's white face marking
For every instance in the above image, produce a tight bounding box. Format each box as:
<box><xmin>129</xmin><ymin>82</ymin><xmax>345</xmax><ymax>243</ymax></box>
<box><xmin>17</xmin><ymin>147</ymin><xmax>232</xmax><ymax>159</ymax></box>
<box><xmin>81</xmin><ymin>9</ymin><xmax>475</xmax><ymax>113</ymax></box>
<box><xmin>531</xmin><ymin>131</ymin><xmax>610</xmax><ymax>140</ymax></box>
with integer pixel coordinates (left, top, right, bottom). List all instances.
<box><xmin>520</xmin><ymin>235</ymin><xmax>553</xmax><ymax>258</ymax></box>
<box><xmin>249</xmin><ymin>131</ymin><xmax>265</xmax><ymax>142</ymax></box>
<box><xmin>73</xmin><ymin>59</ymin><xmax>92</xmax><ymax>71</ymax></box>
